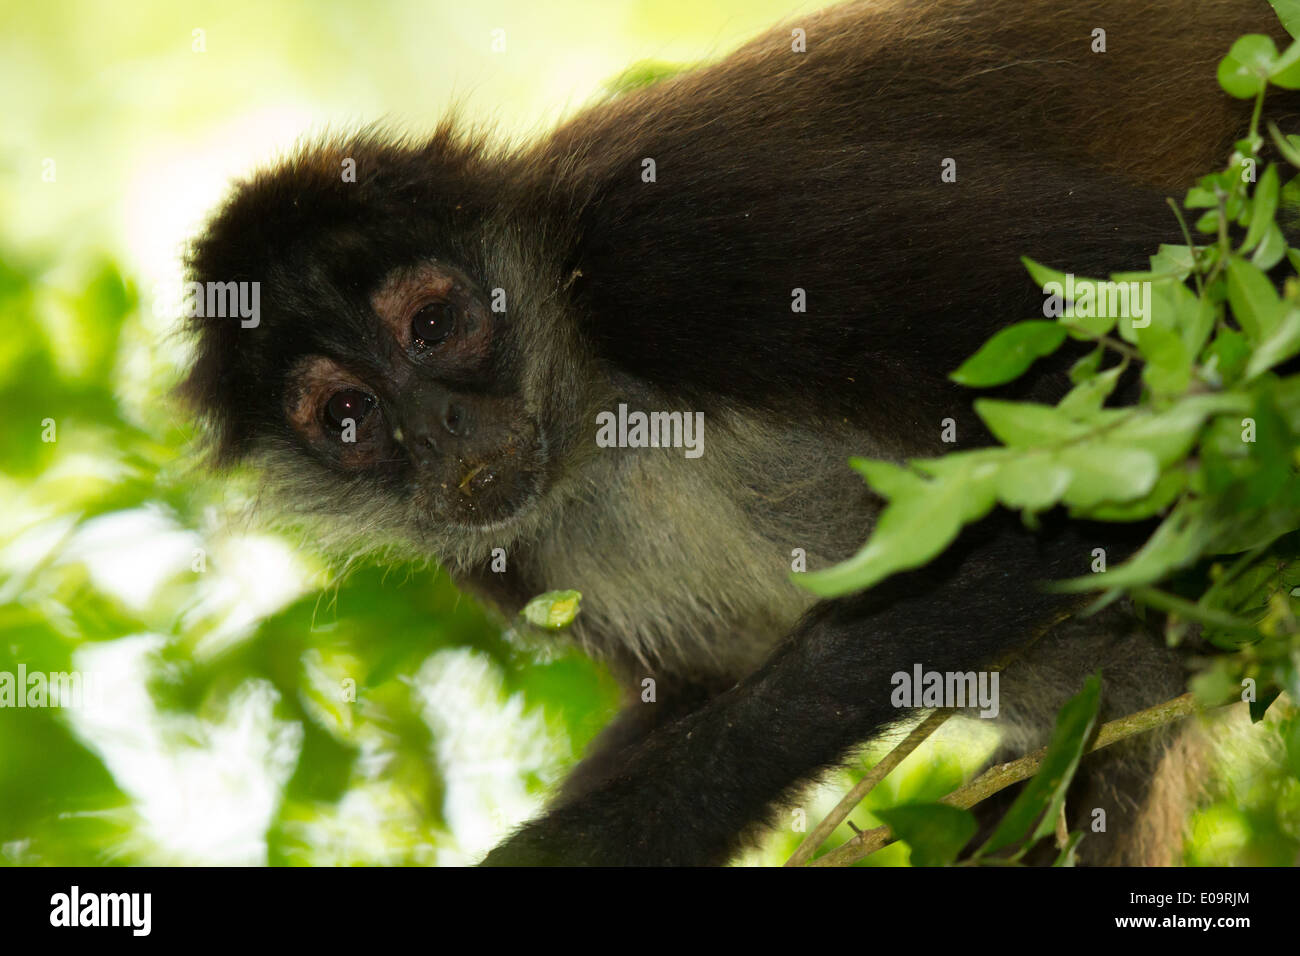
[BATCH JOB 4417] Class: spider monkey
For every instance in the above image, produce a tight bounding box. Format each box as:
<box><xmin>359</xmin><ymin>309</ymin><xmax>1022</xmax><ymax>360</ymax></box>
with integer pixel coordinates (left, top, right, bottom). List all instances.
<box><xmin>181</xmin><ymin>0</ymin><xmax>1296</xmax><ymax>865</ymax></box>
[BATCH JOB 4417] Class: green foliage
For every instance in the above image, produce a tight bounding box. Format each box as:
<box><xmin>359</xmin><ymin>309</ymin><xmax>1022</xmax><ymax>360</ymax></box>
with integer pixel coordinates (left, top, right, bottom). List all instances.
<box><xmin>799</xmin><ymin>37</ymin><xmax>1300</xmax><ymax>729</ymax></box>
<box><xmin>878</xmin><ymin>678</ymin><xmax>1103</xmax><ymax>866</ymax></box>
<box><xmin>1218</xmin><ymin>35</ymin><xmax>1283</xmax><ymax>99</ymax></box>
<box><xmin>975</xmin><ymin>675</ymin><xmax>1101</xmax><ymax>861</ymax></box>
<box><xmin>950</xmin><ymin>321</ymin><xmax>1068</xmax><ymax>387</ymax></box>
<box><xmin>1187</xmin><ymin>705</ymin><xmax>1300</xmax><ymax>864</ymax></box>
<box><xmin>1271</xmin><ymin>0</ymin><xmax>1300</xmax><ymax>42</ymax></box>
<box><xmin>0</xmin><ymin>241</ymin><xmax>620</xmax><ymax>864</ymax></box>
<box><xmin>794</xmin><ymin>20</ymin><xmax>1300</xmax><ymax>867</ymax></box>
<box><xmin>874</xmin><ymin>803</ymin><xmax>976</xmax><ymax>866</ymax></box>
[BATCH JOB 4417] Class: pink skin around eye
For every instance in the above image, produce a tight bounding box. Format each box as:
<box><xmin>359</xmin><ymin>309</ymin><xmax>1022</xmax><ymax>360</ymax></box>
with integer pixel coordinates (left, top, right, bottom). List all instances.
<box><xmin>371</xmin><ymin>266</ymin><xmax>456</xmax><ymax>348</ymax></box>
<box><xmin>284</xmin><ymin>355</ymin><xmax>384</xmax><ymax>467</ymax></box>
<box><xmin>369</xmin><ymin>262</ymin><xmax>494</xmax><ymax>366</ymax></box>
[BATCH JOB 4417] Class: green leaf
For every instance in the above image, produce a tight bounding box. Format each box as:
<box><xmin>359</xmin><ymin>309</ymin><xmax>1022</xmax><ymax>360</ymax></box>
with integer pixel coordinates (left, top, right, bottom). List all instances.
<box><xmin>1068</xmin><ymin>347</ymin><xmax>1103</xmax><ymax>384</ymax></box>
<box><xmin>1082</xmin><ymin>469</ymin><xmax>1186</xmax><ymax>521</ymax></box>
<box><xmin>1054</xmin><ymin>499</ymin><xmax>1213</xmax><ymax>592</ymax></box>
<box><xmin>848</xmin><ymin>457</ymin><xmax>926</xmax><ymax>499</ymax></box>
<box><xmin>979</xmin><ymin>674</ymin><xmax>1102</xmax><ymax>857</ymax></box>
<box><xmin>1269</xmin><ymin>120</ymin><xmax>1300</xmax><ymax>168</ymax></box>
<box><xmin>1020</xmin><ymin>257</ymin><xmax>1116</xmax><ymax>337</ymax></box>
<box><xmin>797</xmin><ymin>468</ymin><xmax>996</xmax><ymax>596</ymax></box>
<box><xmin>1136</xmin><ymin>325</ymin><xmax>1191</xmax><ymax>396</ymax></box>
<box><xmin>1243</xmin><ymin>164</ymin><xmax>1280</xmax><ymax>253</ymax></box>
<box><xmin>1271</xmin><ymin>2</ymin><xmax>1300</xmax><ymax>44</ymax></box>
<box><xmin>1203</xmin><ymin>330</ymin><xmax>1252</xmax><ymax>387</ymax></box>
<box><xmin>1273</xmin><ymin>42</ymin><xmax>1300</xmax><ymax>88</ymax></box>
<box><xmin>1218</xmin><ymin>35</ymin><xmax>1278</xmax><ymax>98</ymax></box>
<box><xmin>1181</xmin><ymin>294</ymin><xmax>1218</xmax><ymax>360</ymax></box>
<box><xmin>1283</xmin><ymin>170</ymin><xmax>1300</xmax><ymax>210</ymax></box>
<box><xmin>909</xmin><ymin>451</ymin><xmax>1004</xmax><ymax>519</ymax></box>
<box><xmin>1190</xmin><ymin>659</ymin><xmax>1246</xmax><ymax>706</ymax></box>
<box><xmin>875</xmin><ymin>804</ymin><xmax>977</xmax><ymax>867</ymax></box>
<box><xmin>1251</xmin><ymin>221</ymin><xmax>1288</xmax><ymax>270</ymax></box>
<box><xmin>1058</xmin><ymin>444</ymin><xmax>1159</xmax><ymax>508</ymax></box>
<box><xmin>1246</xmin><ymin>306</ymin><xmax>1300</xmax><ymax>378</ymax></box>
<box><xmin>1147</xmin><ymin>244</ymin><xmax>1196</xmax><ymax>280</ymax></box>
<box><xmin>521</xmin><ymin>590</ymin><xmax>582</xmax><ymax>630</ymax></box>
<box><xmin>1107</xmin><ymin>395</ymin><xmax>1248</xmax><ymax>468</ymax></box>
<box><xmin>974</xmin><ymin>399</ymin><xmax>1116</xmax><ymax>447</ymax></box>
<box><xmin>1058</xmin><ymin>364</ymin><xmax>1123</xmax><ymax>417</ymax></box>
<box><xmin>1228</xmin><ymin>191</ymin><xmax>1247</xmax><ymax>226</ymax></box>
<box><xmin>1227</xmin><ymin>256</ymin><xmax>1284</xmax><ymax>340</ymax></box>
<box><xmin>995</xmin><ymin>454</ymin><xmax>1072</xmax><ymax>511</ymax></box>
<box><xmin>950</xmin><ymin>321</ymin><xmax>1067</xmax><ymax>387</ymax></box>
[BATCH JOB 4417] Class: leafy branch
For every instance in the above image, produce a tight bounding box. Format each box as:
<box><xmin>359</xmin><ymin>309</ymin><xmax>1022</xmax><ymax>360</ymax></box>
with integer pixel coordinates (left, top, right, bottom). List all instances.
<box><xmin>783</xmin><ymin>8</ymin><xmax>1300</xmax><ymax>867</ymax></box>
<box><xmin>793</xmin><ymin>20</ymin><xmax>1300</xmax><ymax>726</ymax></box>
<box><xmin>791</xmin><ymin>687</ymin><xmax>1204</xmax><ymax>867</ymax></box>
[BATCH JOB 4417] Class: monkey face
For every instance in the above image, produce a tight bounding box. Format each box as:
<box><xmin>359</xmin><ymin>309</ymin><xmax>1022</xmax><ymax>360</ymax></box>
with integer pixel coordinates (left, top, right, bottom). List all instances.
<box><xmin>181</xmin><ymin>132</ymin><xmax>598</xmax><ymax>562</ymax></box>
<box><xmin>275</xmin><ymin>260</ymin><xmax>547</xmax><ymax>533</ymax></box>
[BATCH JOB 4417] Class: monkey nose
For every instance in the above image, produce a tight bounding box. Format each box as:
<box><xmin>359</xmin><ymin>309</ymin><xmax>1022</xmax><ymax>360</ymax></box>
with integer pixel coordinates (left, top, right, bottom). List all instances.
<box><xmin>400</xmin><ymin>429</ymin><xmax>438</xmax><ymax>467</ymax></box>
<box><xmin>401</xmin><ymin>410</ymin><xmax>467</xmax><ymax>469</ymax></box>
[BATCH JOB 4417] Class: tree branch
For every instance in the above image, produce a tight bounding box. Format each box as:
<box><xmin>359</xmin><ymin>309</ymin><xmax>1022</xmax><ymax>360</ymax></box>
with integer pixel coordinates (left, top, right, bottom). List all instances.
<box><xmin>798</xmin><ymin>691</ymin><xmax>1203</xmax><ymax>867</ymax></box>
<box><xmin>784</xmin><ymin>709</ymin><xmax>951</xmax><ymax>866</ymax></box>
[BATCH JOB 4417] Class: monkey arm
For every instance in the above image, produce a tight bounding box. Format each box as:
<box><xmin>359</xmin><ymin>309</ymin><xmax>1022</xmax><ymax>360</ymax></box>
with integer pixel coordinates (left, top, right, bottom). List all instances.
<box><xmin>482</xmin><ymin>512</ymin><xmax>1139</xmax><ymax>866</ymax></box>
<box><xmin>554</xmin><ymin>675</ymin><xmax>729</xmax><ymax>805</ymax></box>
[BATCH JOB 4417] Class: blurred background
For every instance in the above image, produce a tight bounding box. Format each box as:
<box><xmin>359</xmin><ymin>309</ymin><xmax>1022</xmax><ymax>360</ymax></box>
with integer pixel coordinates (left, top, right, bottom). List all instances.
<box><xmin>1</xmin><ymin>0</ymin><xmax>1297</xmax><ymax>866</ymax></box>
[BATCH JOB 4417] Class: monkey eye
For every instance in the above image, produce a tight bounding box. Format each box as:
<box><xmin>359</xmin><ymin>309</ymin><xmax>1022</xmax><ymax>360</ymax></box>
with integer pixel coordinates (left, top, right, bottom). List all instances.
<box><xmin>323</xmin><ymin>388</ymin><xmax>375</xmax><ymax>431</ymax></box>
<box><xmin>410</xmin><ymin>303</ymin><xmax>455</xmax><ymax>350</ymax></box>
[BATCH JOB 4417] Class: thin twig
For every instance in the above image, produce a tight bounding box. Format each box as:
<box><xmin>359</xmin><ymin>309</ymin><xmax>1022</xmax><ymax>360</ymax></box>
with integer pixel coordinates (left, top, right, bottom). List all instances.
<box><xmin>1163</xmin><ymin>197</ymin><xmax>1203</xmax><ymax>297</ymax></box>
<box><xmin>784</xmin><ymin>709</ymin><xmax>951</xmax><ymax>866</ymax></box>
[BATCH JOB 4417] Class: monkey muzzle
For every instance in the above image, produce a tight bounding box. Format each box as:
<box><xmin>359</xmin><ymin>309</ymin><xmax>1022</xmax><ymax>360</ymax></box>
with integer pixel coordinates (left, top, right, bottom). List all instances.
<box><xmin>395</xmin><ymin>386</ymin><xmax>543</xmax><ymax>528</ymax></box>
